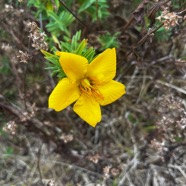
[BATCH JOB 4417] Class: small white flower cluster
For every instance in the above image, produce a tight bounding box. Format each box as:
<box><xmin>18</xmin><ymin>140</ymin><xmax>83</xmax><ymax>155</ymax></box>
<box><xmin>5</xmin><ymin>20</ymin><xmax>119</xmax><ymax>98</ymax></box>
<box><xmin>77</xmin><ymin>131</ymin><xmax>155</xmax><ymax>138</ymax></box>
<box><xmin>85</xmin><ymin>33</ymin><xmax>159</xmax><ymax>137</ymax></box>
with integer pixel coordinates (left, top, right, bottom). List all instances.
<box><xmin>27</xmin><ymin>22</ymin><xmax>48</xmax><ymax>50</ymax></box>
<box><xmin>103</xmin><ymin>165</ymin><xmax>120</xmax><ymax>178</ymax></box>
<box><xmin>21</xmin><ymin>103</ymin><xmax>37</xmax><ymax>122</ymax></box>
<box><xmin>156</xmin><ymin>9</ymin><xmax>182</xmax><ymax>30</ymax></box>
<box><xmin>103</xmin><ymin>165</ymin><xmax>112</xmax><ymax>179</ymax></box>
<box><xmin>1</xmin><ymin>43</ymin><xmax>12</xmax><ymax>52</ymax></box>
<box><xmin>3</xmin><ymin>121</ymin><xmax>17</xmax><ymax>135</ymax></box>
<box><xmin>60</xmin><ymin>134</ymin><xmax>74</xmax><ymax>143</ymax></box>
<box><xmin>17</xmin><ymin>50</ymin><xmax>30</xmax><ymax>63</ymax></box>
<box><xmin>87</xmin><ymin>153</ymin><xmax>100</xmax><ymax>164</ymax></box>
<box><xmin>154</xmin><ymin>95</ymin><xmax>186</xmax><ymax>146</ymax></box>
<box><xmin>47</xmin><ymin>179</ymin><xmax>55</xmax><ymax>186</ymax></box>
<box><xmin>4</xmin><ymin>4</ymin><xmax>14</xmax><ymax>12</ymax></box>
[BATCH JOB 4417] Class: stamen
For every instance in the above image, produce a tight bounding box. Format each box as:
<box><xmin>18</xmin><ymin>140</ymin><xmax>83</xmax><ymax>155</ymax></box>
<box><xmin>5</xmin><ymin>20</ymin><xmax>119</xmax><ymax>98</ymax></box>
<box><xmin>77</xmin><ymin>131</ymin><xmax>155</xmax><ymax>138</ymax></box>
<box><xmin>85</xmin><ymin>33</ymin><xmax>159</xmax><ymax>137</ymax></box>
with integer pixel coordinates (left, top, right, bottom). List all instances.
<box><xmin>79</xmin><ymin>78</ymin><xmax>104</xmax><ymax>101</ymax></box>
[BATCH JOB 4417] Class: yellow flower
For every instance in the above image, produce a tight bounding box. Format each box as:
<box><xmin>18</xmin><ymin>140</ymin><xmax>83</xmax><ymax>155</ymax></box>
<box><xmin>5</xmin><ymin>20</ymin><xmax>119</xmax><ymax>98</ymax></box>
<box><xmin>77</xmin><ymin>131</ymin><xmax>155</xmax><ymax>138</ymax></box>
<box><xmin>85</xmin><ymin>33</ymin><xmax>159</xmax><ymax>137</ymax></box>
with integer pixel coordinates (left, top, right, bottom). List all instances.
<box><xmin>49</xmin><ymin>48</ymin><xmax>126</xmax><ymax>127</ymax></box>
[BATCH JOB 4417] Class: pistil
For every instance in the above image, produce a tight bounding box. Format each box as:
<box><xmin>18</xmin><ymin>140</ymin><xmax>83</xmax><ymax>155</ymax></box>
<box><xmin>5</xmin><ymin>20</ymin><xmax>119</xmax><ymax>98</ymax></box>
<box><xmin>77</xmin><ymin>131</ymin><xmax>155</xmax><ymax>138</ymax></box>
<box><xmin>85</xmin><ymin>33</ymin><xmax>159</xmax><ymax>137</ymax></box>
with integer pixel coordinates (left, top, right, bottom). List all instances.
<box><xmin>79</xmin><ymin>78</ymin><xmax>104</xmax><ymax>101</ymax></box>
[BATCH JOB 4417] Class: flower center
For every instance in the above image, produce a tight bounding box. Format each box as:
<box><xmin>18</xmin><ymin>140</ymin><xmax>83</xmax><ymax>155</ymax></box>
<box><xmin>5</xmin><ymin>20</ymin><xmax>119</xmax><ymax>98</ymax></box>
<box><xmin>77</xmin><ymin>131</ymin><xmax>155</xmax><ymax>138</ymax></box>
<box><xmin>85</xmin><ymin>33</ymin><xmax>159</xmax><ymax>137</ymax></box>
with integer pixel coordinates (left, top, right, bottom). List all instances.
<box><xmin>79</xmin><ymin>78</ymin><xmax>104</xmax><ymax>101</ymax></box>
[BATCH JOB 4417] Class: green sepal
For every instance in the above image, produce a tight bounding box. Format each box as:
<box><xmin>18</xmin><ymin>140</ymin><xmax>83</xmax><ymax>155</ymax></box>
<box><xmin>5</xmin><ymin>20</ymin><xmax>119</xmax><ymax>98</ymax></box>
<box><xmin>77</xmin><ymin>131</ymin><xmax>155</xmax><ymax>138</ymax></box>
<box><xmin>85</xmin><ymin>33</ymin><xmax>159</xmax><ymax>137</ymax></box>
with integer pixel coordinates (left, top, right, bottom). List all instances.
<box><xmin>83</xmin><ymin>47</ymin><xmax>95</xmax><ymax>63</ymax></box>
<box><xmin>41</xmin><ymin>31</ymin><xmax>97</xmax><ymax>79</ymax></box>
<box><xmin>41</xmin><ymin>50</ymin><xmax>66</xmax><ymax>79</ymax></box>
<box><xmin>75</xmin><ymin>39</ymin><xmax>87</xmax><ymax>55</ymax></box>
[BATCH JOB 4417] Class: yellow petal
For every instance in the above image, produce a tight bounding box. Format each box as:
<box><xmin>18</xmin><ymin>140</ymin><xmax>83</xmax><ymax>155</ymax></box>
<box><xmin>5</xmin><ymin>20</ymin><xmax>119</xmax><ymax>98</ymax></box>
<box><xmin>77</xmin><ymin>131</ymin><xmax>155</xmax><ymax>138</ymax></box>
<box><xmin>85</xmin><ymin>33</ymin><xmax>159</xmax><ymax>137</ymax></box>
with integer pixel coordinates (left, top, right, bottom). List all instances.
<box><xmin>97</xmin><ymin>80</ymin><xmax>126</xmax><ymax>106</ymax></box>
<box><xmin>49</xmin><ymin>78</ymin><xmax>80</xmax><ymax>111</ymax></box>
<box><xmin>87</xmin><ymin>48</ymin><xmax>116</xmax><ymax>82</ymax></box>
<box><xmin>73</xmin><ymin>94</ymin><xmax>101</xmax><ymax>127</ymax></box>
<box><xmin>59</xmin><ymin>52</ymin><xmax>88</xmax><ymax>82</ymax></box>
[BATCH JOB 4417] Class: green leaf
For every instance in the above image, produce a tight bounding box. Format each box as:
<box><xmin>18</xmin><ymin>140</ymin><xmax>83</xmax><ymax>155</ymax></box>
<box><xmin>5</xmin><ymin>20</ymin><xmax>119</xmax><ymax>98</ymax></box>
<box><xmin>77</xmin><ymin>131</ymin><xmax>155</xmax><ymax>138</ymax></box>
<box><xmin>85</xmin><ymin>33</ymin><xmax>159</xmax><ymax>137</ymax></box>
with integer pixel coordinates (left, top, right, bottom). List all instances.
<box><xmin>46</xmin><ymin>1</ymin><xmax>53</xmax><ymax>11</ymax></box>
<box><xmin>0</xmin><ymin>56</ymin><xmax>11</xmax><ymax>75</ymax></box>
<box><xmin>175</xmin><ymin>137</ymin><xmax>183</xmax><ymax>143</ymax></box>
<box><xmin>41</xmin><ymin>50</ymin><xmax>58</xmax><ymax>60</ymax></box>
<box><xmin>83</xmin><ymin>47</ymin><xmax>95</xmax><ymax>62</ymax></box>
<box><xmin>75</xmin><ymin>39</ymin><xmax>87</xmax><ymax>55</ymax></box>
<box><xmin>78</xmin><ymin>0</ymin><xmax>95</xmax><ymax>13</ymax></box>
<box><xmin>98</xmin><ymin>32</ymin><xmax>120</xmax><ymax>50</ymax></box>
<box><xmin>155</xmin><ymin>26</ymin><xmax>171</xmax><ymax>42</ymax></box>
<box><xmin>46</xmin><ymin>10</ymin><xmax>75</xmax><ymax>36</ymax></box>
<box><xmin>41</xmin><ymin>50</ymin><xmax>66</xmax><ymax>79</ymax></box>
<box><xmin>54</xmin><ymin>0</ymin><xmax>60</xmax><ymax>9</ymax></box>
<box><xmin>27</xmin><ymin>0</ymin><xmax>47</xmax><ymax>17</ymax></box>
<box><xmin>78</xmin><ymin>0</ymin><xmax>110</xmax><ymax>22</ymax></box>
<box><xmin>144</xmin><ymin>125</ymin><xmax>156</xmax><ymax>132</ymax></box>
<box><xmin>42</xmin><ymin>31</ymin><xmax>97</xmax><ymax>79</ymax></box>
<box><xmin>127</xmin><ymin>113</ymin><xmax>138</xmax><ymax>125</ymax></box>
<box><xmin>60</xmin><ymin>31</ymin><xmax>82</xmax><ymax>52</ymax></box>
<box><xmin>71</xmin><ymin>31</ymin><xmax>81</xmax><ymax>51</ymax></box>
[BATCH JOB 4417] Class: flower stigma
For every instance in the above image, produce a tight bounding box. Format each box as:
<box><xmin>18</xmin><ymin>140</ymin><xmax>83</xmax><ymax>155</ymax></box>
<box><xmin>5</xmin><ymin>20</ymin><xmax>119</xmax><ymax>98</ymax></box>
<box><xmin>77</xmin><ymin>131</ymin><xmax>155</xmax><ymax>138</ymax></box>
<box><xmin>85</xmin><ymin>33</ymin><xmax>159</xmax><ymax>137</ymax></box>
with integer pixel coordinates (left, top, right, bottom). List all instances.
<box><xmin>80</xmin><ymin>78</ymin><xmax>104</xmax><ymax>101</ymax></box>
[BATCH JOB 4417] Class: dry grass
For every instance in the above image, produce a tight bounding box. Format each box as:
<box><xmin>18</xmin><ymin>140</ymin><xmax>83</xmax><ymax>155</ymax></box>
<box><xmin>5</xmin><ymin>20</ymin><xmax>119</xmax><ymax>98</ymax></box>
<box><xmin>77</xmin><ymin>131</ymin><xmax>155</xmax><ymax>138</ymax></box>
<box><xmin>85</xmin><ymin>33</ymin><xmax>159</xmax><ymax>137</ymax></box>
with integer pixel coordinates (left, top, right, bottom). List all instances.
<box><xmin>0</xmin><ymin>0</ymin><xmax>186</xmax><ymax>185</ymax></box>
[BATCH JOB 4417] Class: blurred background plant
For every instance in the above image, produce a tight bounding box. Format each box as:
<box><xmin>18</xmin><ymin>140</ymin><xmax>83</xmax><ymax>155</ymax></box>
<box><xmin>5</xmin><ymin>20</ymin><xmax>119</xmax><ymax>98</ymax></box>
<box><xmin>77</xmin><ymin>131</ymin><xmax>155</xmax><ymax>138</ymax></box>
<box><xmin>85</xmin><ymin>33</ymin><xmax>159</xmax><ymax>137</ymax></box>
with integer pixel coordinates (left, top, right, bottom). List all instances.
<box><xmin>0</xmin><ymin>0</ymin><xmax>186</xmax><ymax>185</ymax></box>
<box><xmin>27</xmin><ymin>0</ymin><xmax>112</xmax><ymax>50</ymax></box>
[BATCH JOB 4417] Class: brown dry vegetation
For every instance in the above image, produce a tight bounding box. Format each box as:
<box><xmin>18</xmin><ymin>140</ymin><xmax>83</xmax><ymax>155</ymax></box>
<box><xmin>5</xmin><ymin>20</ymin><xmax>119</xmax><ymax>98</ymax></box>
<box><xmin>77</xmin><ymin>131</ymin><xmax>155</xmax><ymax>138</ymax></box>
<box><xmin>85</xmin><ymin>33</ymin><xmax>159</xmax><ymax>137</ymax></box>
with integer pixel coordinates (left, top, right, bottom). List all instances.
<box><xmin>0</xmin><ymin>0</ymin><xmax>186</xmax><ymax>186</ymax></box>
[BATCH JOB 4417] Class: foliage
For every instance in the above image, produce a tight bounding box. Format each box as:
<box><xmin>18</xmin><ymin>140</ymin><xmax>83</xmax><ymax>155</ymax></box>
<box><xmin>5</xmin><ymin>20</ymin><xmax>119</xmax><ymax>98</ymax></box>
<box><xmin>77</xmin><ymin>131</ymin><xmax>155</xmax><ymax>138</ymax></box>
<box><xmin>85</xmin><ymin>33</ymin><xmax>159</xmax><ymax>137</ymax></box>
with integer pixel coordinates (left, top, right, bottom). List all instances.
<box><xmin>98</xmin><ymin>32</ymin><xmax>120</xmax><ymax>50</ymax></box>
<box><xmin>27</xmin><ymin>0</ymin><xmax>59</xmax><ymax>17</ymax></box>
<box><xmin>60</xmin><ymin>31</ymin><xmax>95</xmax><ymax>62</ymax></box>
<box><xmin>27</xmin><ymin>0</ymin><xmax>113</xmax><ymax>49</ymax></box>
<box><xmin>41</xmin><ymin>50</ymin><xmax>63</xmax><ymax>79</ymax></box>
<box><xmin>78</xmin><ymin>0</ymin><xmax>110</xmax><ymax>21</ymax></box>
<box><xmin>46</xmin><ymin>10</ymin><xmax>75</xmax><ymax>36</ymax></box>
<box><xmin>42</xmin><ymin>31</ymin><xmax>95</xmax><ymax>79</ymax></box>
<box><xmin>155</xmin><ymin>26</ymin><xmax>171</xmax><ymax>42</ymax></box>
<box><xmin>0</xmin><ymin>56</ymin><xmax>11</xmax><ymax>75</ymax></box>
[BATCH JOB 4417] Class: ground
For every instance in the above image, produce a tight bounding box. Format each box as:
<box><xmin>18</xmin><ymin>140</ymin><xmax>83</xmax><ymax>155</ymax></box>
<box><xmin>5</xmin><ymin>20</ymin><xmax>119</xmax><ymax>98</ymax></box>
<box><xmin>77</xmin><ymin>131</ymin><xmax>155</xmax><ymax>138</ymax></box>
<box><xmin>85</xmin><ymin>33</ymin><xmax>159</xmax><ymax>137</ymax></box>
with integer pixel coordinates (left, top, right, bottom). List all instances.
<box><xmin>0</xmin><ymin>0</ymin><xmax>186</xmax><ymax>186</ymax></box>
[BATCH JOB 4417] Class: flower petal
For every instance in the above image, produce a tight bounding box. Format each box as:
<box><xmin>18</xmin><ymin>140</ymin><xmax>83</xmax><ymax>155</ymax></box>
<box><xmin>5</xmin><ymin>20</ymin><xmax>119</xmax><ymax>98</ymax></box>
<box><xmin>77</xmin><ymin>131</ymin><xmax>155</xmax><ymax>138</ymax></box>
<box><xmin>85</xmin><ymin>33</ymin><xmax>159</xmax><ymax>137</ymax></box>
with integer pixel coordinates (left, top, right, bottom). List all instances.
<box><xmin>59</xmin><ymin>52</ymin><xmax>88</xmax><ymax>82</ymax></box>
<box><xmin>73</xmin><ymin>94</ymin><xmax>101</xmax><ymax>127</ymax></box>
<box><xmin>49</xmin><ymin>78</ymin><xmax>80</xmax><ymax>111</ymax></box>
<box><xmin>97</xmin><ymin>80</ymin><xmax>126</xmax><ymax>106</ymax></box>
<box><xmin>87</xmin><ymin>48</ymin><xmax>116</xmax><ymax>82</ymax></box>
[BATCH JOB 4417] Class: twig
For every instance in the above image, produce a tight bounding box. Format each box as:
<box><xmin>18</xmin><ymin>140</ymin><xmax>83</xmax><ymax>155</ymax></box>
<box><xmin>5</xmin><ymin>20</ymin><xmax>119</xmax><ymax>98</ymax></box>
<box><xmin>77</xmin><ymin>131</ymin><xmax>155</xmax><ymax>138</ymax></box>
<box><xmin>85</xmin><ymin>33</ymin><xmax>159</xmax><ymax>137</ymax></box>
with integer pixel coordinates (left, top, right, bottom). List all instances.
<box><xmin>156</xmin><ymin>80</ymin><xmax>186</xmax><ymax>95</ymax></box>
<box><xmin>59</xmin><ymin>0</ymin><xmax>87</xmax><ymax>28</ymax></box>
<box><xmin>122</xmin><ymin>0</ymin><xmax>170</xmax><ymax>33</ymax></box>
<box><xmin>37</xmin><ymin>144</ymin><xmax>45</xmax><ymax>186</ymax></box>
<box><xmin>168</xmin><ymin>164</ymin><xmax>186</xmax><ymax>178</ymax></box>
<box><xmin>118</xmin><ymin>152</ymin><xmax>140</xmax><ymax>186</ymax></box>
<box><xmin>1</xmin><ymin>22</ymin><xmax>27</xmax><ymax>51</ymax></box>
<box><xmin>126</xmin><ymin>23</ymin><xmax>164</xmax><ymax>58</ymax></box>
